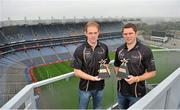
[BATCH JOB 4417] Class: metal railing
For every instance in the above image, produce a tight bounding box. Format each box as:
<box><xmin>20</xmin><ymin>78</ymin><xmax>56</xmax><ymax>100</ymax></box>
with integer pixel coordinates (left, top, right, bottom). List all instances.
<box><xmin>128</xmin><ymin>67</ymin><xmax>180</xmax><ymax>109</ymax></box>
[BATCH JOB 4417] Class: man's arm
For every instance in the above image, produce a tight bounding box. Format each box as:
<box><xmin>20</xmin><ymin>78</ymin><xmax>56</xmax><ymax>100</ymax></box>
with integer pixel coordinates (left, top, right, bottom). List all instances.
<box><xmin>125</xmin><ymin>71</ymin><xmax>156</xmax><ymax>84</ymax></box>
<box><xmin>74</xmin><ymin>69</ymin><xmax>101</xmax><ymax>81</ymax></box>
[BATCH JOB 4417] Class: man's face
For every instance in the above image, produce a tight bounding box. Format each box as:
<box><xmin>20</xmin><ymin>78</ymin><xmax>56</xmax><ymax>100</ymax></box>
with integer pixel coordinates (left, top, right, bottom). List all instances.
<box><xmin>85</xmin><ymin>26</ymin><xmax>99</xmax><ymax>44</ymax></box>
<box><xmin>123</xmin><ymin>28</ymin><xmax>137</xmax><ymax>45</ymax></box>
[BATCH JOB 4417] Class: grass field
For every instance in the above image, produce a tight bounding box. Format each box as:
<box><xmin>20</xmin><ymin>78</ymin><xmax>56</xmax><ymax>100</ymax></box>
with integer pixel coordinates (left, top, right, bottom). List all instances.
<box><xmin>33</xmin><ymin>48</ymin><xmax>180</xmax><ymax>109</ymax></box>
<box><xmin>33</xmin><ymin>61</ymin><xmax>73</xmax><ymax>80</ymax></box>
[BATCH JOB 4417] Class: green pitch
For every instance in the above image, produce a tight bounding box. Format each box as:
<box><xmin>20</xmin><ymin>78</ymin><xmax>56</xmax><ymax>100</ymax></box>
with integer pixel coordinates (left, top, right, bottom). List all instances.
<box><xmin>33</xmin><ymin>61</ymin><xmax>73</xmax><ymax>80</ymax></box>
<box><xmin>33</xmin><ymin>48</ymin><xmax>180</xmax><ymax>109</ymax></box>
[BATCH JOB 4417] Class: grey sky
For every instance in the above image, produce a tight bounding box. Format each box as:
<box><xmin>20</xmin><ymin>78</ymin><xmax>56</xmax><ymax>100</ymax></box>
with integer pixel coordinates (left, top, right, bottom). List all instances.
<box><xmin>0</xmin><ymin>0</ymin><xmax>180</xmax><ymax>21</ymax></box>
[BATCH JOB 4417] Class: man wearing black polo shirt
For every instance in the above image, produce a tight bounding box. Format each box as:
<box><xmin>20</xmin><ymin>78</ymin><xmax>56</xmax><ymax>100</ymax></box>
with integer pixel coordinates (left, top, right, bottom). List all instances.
<box><xmin>114</xmin><ymin>23</ymin><xmax>156</xmax><ymax>109</ymax></box>
<box><xmin>71</xmin><ymin>21</ymin><xmax>110</xmax><ymax>109</ymax></box>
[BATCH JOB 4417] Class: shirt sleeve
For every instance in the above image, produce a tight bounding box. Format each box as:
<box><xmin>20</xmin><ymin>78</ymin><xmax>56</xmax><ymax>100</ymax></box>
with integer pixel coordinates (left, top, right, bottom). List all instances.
<box><xmin>114</xmin><ymin>49</ymin><xmax>121</xmax><ymax>67</ymax></box>
<box><xmin>142</xmin><ymin>48</ymin><xmax>156</xmax><ymax>72</ymax></box>
<box><xmin>71</xmin><ymin>47</ymin><xmax>83</xmax><ymax>70</ymax></box>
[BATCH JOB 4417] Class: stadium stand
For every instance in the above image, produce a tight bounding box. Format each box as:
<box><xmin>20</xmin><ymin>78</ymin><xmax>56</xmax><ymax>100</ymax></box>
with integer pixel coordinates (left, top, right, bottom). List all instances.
<box><xmin>0</xmin><ymin>20</ymin><xmax>124</xmax><ymax>107</ymax></box>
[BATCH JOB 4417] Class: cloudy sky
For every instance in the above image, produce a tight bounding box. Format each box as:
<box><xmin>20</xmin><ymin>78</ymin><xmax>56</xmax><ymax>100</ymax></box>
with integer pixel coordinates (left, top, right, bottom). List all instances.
<box><xmin>0</xmin><ymin>0</ymin><xmax>180</xmax><ymax>21</ymax></box>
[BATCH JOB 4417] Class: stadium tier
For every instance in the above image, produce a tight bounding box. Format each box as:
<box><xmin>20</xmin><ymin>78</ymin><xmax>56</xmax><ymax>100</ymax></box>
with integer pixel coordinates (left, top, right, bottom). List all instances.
<box><xmin>0</xmin><ymin>21</ymin><xmax>124</xmax><ymax>107</ymax></box>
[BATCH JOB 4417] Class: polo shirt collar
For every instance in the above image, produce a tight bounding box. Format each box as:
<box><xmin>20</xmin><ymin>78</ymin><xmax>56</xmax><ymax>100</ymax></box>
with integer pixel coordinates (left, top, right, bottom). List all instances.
<box><xmin>123</xmin><ymin>40</ymin><xmax>140</xmax><ymax>50</ymax></box>
<box><xmin>85</xmin><ymin>40</ymin><xmax>101</xmax><ymax>48</ymax></box>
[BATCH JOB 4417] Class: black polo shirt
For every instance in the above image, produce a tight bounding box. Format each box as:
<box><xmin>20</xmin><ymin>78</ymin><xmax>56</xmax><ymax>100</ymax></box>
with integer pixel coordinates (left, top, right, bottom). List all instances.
<box><xmin>114</xmin><ymin>41</ymin><xmax>156</xmax><ymax>97</ymax></box>
<box><xmin>71</xmin><ymin>41</ymin><xmax>110</xmax><ymax>91</ymax></box>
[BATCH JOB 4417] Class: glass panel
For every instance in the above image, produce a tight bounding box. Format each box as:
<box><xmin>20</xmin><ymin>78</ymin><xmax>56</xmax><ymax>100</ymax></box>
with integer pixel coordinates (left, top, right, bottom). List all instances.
<box><xmin>34</xmin><ymin>66</ymin><xmax>117</xmax><ymax>109</ymax></box>
<box><xmin>148</xmin><ymin>50</ymin><xmax>180</xmax><ymax>83</ymax></box>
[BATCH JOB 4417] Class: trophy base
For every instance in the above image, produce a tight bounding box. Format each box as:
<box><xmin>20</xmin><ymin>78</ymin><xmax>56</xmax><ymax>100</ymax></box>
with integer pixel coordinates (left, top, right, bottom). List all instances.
<box><xmin>116</xmin><ymin>72</ymin><xmax>129</xmax><ymax>79</ymax></box>
<box><xmin>98</xmin><ymin>73</ymin><xmax>110</xmax><ymax>78</ymax></box>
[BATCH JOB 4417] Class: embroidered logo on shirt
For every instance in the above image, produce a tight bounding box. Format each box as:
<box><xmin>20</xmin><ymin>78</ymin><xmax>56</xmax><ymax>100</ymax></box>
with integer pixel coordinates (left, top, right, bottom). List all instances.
<box><xmin>131</xmin><ymin>55</ymin><xmax>140</xmax><ymax>59</ymax></box>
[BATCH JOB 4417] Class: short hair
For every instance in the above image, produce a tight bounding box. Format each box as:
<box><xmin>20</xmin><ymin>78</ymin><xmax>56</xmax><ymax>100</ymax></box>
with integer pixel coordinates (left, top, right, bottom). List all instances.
<box><xmin>84</xmin><ymin>21</ymin><xmax>100</xmax><ymax>32</ymax></box>
<box><xmin>122</xmin><ymin>23</ymin><xmax>138</xmax><ymax>33</ymax></box>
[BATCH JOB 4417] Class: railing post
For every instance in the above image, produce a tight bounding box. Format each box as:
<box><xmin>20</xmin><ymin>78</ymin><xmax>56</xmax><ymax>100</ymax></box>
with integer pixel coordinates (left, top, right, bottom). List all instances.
<box><xmin>25</xmin><ymin>88</ymin><xmax>36</xmax><ymax>109</ymax></box>
<box><xmin>164</xmin><ymin>88</ymin><xmax>171</xmax><ymax>109</ymax></box>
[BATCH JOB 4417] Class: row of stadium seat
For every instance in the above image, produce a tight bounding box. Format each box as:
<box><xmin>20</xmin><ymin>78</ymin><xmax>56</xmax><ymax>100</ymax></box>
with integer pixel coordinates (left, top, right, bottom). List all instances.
<box><xmin>0</xmin><ymin>21</ymin><xmax>123</xmax><ymax>44</ymax></box>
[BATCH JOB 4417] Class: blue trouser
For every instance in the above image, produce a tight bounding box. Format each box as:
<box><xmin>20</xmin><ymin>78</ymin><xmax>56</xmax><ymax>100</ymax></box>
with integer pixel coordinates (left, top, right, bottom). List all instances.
<box><xmin>79</xmin><ymin>89</ymin><xmax>103</xmax><ymax>109</ymax></box>
<box><xmin>117</xmin><ymin>92</ymin><xmax>141</xmax><ymax>109</ymax></box>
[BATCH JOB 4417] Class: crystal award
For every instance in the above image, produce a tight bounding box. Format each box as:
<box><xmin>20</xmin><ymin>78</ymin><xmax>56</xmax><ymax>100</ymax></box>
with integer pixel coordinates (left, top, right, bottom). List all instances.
<box><xmin>116</xmin><ymin>58</ymin><xmax>129</xmax><ymax>79</ymax></box>
<box><xmin>98</xmin><ymin>59</ymin><xmax>110</xmax><ymax>78</ymax></box>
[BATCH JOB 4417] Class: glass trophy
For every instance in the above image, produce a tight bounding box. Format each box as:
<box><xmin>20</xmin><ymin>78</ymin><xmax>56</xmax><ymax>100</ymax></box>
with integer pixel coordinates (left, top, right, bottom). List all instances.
<box><xmin>116</xmin><ymin>58</ymin><xmax>129</xmax><ymax>79</ymax></box>
<box><xmin>98</xmin><ymin>59</ymin><xmax>111</xmax><ymax>78</ymax></box>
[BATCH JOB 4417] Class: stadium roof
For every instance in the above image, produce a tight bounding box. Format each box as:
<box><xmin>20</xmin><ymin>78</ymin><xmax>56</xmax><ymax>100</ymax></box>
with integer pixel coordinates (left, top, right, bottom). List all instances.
<box><xmin>0</xmin><ymin>17</ymin><xmax>141</xmax><ymax>28</ymax></box>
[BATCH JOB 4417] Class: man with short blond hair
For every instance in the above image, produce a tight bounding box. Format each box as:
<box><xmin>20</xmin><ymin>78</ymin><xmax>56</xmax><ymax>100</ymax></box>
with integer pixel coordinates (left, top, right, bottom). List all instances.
<box><xmin>71</xmin><ymin>21</ymin><xmax>110</xmax><ymax>109</ymax></box>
